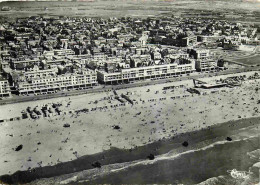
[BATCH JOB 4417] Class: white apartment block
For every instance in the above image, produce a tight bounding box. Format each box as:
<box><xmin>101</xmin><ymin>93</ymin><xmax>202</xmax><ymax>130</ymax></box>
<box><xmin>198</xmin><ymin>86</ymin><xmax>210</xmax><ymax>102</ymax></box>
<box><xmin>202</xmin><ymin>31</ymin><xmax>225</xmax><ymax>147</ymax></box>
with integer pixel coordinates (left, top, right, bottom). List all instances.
<box><xmin>191</xmin><ymin>49</ymin><xmax>211</xmax><ymax>59</ymax></box>
<box><xmin>11</xmin><ymin>59</ymin><xmax>41</xmax><ymax>69</ymax></box>
<box><xmin>24</xmin><ymin>67</ymin><xmax>58</xmax><ymax>80</ymax></box>
<box><xmin>0</xmin><ymin>79</ymin><xmax>11</xmax><ymax>97</ymax></box>
<box><xmin>17</xmin><ymin>70</ymin><xmax>97</xmax><ymax>94</ymax></box>
<box><xmin>53</xmin><ymin>49</ymin><xmax>75</xmax><ymax>56</ymax></box>
<box><xmin>97</xmin><ymin>62</ymin><xmax>195</xmax><ymax>84</ymax></box>
<box><xmin>195</xmin><ymin>60</ymin><xmax>217</xmax><ymax>72</ymax></box>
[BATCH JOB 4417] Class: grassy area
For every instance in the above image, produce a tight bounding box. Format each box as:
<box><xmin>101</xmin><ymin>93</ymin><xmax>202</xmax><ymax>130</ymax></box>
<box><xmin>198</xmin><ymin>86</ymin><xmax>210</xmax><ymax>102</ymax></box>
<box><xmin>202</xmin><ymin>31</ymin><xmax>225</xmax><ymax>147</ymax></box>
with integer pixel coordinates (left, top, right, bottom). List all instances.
<box><xmin>235</xmin><ymin>55</ymin><xmax>260</xmax><ymax>66</ymax></box>
<box><xmin>1</xmin><ymin>0</ymin><xmax>260</xmax><ymax>19</ymax></box>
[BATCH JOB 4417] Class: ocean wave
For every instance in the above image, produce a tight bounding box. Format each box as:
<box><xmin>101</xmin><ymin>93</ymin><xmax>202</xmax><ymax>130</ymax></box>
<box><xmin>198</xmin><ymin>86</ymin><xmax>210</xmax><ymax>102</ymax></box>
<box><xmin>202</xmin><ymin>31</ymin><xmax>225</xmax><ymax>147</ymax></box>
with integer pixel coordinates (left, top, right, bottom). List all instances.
<box><xmin>197</xmin><ymin>165</ymin><xmax>259</xmax><ymax>185</ymax></box>
<box><xmin>197</xmin><ymin>175</ymin><xmax>256</xmax><ymax>185</ymax></box>
<box><xmin>60</xmin><ymin>135</ymin><xmax>259</xmax><ymax>184</ymax></box>
<box><xmin>197</xmin><ymin>175</ymin><xmax>228</xmax><ymax>185</ymax></box>
<box><xmin>110</xmin><ymin>135</ymin><xmax>259</xmax><ymax>172</ymax></box>
<box><xmin>247</xmin><ymin>149</ymin><xmax>260</xmax><ymax>161</ymax></box>
<box><xmin>198</xmin><ymin>148</ymin><xmax>260</xmax><ymax>185</ymax></box>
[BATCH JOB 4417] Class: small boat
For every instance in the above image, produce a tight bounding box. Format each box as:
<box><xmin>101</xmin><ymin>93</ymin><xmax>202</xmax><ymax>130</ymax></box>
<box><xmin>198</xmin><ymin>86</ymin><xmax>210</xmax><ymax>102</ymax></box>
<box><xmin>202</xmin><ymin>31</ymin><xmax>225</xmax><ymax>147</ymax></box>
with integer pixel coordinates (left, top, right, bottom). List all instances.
<box><xmin>227</xmin><ymin>169</ymin><xmax>251</xmax><ymax>180</ymax></box>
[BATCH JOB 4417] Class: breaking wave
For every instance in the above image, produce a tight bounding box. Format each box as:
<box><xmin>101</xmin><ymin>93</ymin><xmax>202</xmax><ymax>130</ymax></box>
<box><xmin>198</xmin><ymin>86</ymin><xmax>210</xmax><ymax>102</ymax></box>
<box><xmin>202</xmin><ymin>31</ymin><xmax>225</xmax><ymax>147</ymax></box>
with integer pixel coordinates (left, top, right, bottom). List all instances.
<box><xmin>197</xmin><ymin>148</ymin><xmax>260</xmax><ymax>185</ymax></box>
<box><xmin>59</xmin><ymin>135</ymin><xmax>259</xmax><ymax>184</ymax></box>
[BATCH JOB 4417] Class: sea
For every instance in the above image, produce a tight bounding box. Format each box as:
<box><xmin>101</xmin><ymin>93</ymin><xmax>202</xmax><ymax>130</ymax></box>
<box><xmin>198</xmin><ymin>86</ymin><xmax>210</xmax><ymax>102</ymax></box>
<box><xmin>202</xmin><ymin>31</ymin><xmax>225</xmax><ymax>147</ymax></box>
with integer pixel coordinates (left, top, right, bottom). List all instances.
<box><xmin>67</xmin><ymin>135</ymin><xmax>259</xmax><ymax>185</ymax></box>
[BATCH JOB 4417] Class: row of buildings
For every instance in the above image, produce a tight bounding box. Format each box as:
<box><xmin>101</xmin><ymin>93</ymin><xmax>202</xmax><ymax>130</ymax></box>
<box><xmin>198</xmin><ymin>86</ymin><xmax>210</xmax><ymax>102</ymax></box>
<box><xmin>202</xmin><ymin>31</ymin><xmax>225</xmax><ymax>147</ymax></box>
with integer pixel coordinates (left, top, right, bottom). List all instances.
<box><xmin>1</xmin><ymin>15</ymin><xmax>257</xmax><ymax>96</ymax></box>
<box><xmin>7</xmin><ymin>66</ymin><xmax>97</xmax><ymax>95</ymax></box>
<box><xmin>0</xmin><ymin>47</ymin><xmax>219</xmax><ymax>96</ymax></box>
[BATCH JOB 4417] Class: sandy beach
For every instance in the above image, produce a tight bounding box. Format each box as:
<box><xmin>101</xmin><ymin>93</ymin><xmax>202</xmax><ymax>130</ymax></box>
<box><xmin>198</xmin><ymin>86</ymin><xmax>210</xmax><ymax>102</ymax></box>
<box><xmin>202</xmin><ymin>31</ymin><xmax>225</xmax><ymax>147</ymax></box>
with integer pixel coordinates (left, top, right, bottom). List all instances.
<box><xmin>0</xmin><ymin>71</ymin><xmax>259</xmax><ymax>179</ymax></box>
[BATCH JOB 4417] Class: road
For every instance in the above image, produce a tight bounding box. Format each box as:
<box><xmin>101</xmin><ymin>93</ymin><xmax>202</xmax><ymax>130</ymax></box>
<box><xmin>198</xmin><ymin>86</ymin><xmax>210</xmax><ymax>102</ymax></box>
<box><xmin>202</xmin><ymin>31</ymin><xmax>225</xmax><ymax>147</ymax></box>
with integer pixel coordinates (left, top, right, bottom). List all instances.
<box><xmin>0</xmin><ymin>67</ymin><xmax>259</xmax><ymax>106</ymax></box>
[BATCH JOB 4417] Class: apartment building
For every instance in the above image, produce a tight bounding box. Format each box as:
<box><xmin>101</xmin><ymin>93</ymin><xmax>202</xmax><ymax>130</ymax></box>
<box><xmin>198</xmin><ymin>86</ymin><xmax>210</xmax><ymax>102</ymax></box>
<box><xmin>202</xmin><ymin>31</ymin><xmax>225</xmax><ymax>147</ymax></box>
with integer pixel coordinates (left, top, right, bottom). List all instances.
<box><xmin>23</xmin><ymin>66</ymin><xmax>58</xmax><ymax>80</ymax></box>
<box><xmin>181</xmin><ymin>35</ymin><xmax>197</xmax><ymax>47</ymax></box>
<box><xmin>0</xmin><ymin>77</ymin><xmax>11</xmax><ymax>97</ymax></box>
<box><xmin>197</xmin><ymin>35</ymin><xmax>222</xmax><ymax>43</ymax></box>
<box><xmin>16</xmin><ymin>69</ymin><xmax>97</xmax><ymax>95</ymax></box>
<box><xmin>190</xmin><ymin>49</ymin><xmax>211</xmax><ymax>59</ymax></box>
<box><xmin>97</xmin><ymin>62</ymin><xmax>195</xmax><ymax>84</ymax></box>
<box><xmin>53</xmin><ymin>49</ymin><xmax>75</xmax><ymax>56</ymax></box>
<box><xmin>195</xmin><ymin>60</ymin><xmax>217</xmax><ymax>72</ymax></box>
<box><xmin>11</xmin><ymin>59</ymin><xmax>41</xmax><ymax>70</ymax></box>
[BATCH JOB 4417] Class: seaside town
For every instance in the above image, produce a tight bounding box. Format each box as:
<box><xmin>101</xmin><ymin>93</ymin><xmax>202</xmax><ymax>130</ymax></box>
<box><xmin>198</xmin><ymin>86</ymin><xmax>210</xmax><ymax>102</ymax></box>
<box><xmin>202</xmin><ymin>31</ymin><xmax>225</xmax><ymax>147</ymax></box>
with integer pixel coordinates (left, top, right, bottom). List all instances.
<box><xmin>0</xmin><ymin>15</ymin><xmax>259</xmax><ymax>97</ymax></box>
<box><xmin>0</xmin><ymin>1</ymin><xmax>260</xmax><ymax>184</ymax></box>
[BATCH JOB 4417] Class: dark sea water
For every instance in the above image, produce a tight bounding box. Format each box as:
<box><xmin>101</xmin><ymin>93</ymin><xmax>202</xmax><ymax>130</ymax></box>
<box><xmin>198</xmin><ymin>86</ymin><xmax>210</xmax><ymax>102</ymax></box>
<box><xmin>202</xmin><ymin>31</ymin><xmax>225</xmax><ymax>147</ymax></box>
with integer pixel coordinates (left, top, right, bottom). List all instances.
<box><xmin>78</xmin><ymin>136</ymin><xmax>259</xmax><ymax>185</ymax></box>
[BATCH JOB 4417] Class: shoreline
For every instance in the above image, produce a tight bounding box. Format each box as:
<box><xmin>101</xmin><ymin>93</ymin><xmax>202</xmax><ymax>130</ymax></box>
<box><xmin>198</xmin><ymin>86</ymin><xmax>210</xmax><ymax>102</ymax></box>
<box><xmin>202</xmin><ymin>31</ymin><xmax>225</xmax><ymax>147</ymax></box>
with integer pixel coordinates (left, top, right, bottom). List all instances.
<box><xmin>0</xmin><ymin>116</ymin><xmax>259</xmax><ymax>184</ymax></box>
<box><xmin>84</xmin><ymin>135</ymin><xmax>259</xmax><ymax>184</ymax></box>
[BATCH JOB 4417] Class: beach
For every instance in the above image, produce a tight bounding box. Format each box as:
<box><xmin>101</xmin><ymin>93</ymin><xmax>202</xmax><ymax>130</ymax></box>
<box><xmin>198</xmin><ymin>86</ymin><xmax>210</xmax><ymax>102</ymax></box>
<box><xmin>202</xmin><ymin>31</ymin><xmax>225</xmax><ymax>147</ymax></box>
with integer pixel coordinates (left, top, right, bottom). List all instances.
<box><xmin>13</xmin><ymin>117</ymin><xmax>260</xmax><ymax>185</ymax></box>
<box><xmin>0</xmin><ymin>72</ymin><xmax>259</xmax><ymax>183</ymax></box>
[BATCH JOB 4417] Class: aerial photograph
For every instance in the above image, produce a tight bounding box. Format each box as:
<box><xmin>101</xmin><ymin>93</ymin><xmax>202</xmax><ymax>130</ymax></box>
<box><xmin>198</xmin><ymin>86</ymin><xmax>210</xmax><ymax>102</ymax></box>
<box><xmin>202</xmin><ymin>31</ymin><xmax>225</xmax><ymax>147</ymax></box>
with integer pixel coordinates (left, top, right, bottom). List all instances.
<box><xmin>0</xmin><ymin>0</ymin><xmax>259</xmax><ymax>184</ymax></box>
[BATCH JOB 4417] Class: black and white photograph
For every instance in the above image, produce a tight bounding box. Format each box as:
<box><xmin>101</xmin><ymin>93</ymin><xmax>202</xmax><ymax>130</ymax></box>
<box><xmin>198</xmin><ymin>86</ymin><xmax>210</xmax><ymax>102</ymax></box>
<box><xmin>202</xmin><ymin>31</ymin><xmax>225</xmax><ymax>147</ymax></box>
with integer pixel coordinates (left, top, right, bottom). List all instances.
<box><xmin>0</xmin><ymin>0</ymin><xmax>259</xmax><ymax>184</ymax></box>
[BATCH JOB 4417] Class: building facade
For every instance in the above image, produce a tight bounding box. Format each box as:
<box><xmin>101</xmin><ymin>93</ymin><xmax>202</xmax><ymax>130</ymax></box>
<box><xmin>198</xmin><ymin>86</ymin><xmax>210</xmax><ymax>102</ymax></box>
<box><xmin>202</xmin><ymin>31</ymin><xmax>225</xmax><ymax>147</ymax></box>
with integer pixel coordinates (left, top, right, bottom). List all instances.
<box><xmin>190</xmin><ymin>49</ymin><xmax>211</xmax><ymax>59</ymax></box>
<box><xmin>97</xmin><ymin>62</ymin><xmax>195</xmax><ymax>84</ymax></box>
<box><xmin>195</xmin><ymin>60</ymin><xmax>217</xmax><ymax>71</ymax></box>
<box><xmin>0</xmin><ymin>78</ymin><xmax>11</xmax><ymax>97</ymax></box>
<box><xmin>15</xmin><ymin>69</ymin><xmax>97</xmax><ymax>95</ymax></box>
